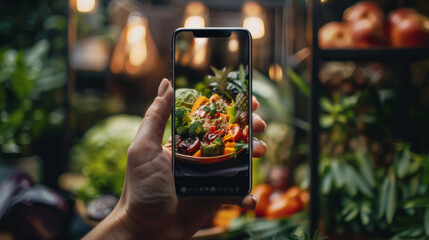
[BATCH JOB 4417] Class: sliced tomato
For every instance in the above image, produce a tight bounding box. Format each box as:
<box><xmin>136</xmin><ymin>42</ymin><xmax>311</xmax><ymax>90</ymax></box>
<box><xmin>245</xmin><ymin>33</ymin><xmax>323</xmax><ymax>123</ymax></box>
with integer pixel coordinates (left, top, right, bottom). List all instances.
<box><xmin>242</xmin><ymin>125</ymin><xmax>249</xmax><ymax>143</ymax></box>
<box><xmin>229</xmin><ymin>124</ymin><xmax>241</xmax><ymax>141</ymax></box>
<box><xmin>210</xmin><ymin>126</ymin><xmax>216</xmax><ymax>133</ymax></box>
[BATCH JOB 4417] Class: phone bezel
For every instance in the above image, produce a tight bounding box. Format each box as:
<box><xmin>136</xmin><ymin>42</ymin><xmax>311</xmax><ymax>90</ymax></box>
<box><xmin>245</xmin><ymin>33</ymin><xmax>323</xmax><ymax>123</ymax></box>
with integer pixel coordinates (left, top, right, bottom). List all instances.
<box><xmin>171</xmin><ymin>28</ymin><xmax>253</xmax><ymax>198</ymax></box>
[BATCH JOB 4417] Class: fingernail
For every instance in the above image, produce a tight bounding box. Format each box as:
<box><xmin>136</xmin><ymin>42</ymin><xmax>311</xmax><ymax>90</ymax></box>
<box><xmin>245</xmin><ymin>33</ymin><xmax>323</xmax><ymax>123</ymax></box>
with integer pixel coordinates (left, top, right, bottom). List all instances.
<box><xmin>251</xmin><ymin>194</ymin><xmax>257</xmax><ymax>202</ymax></box>
<box><xmin>253</xmin><ymin>137</ymin><xmax>267</xmax><ymax>149</ymax></box>
<box><xmin>158</xmin><ymin>78</ymin><xmax>170</xmax><ymax>97</ymax></box>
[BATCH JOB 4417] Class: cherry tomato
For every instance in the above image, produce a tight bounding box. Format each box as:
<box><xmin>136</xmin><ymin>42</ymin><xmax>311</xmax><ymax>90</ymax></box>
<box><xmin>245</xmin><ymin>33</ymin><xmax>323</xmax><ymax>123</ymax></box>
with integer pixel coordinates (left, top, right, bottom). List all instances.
<box><xmin>241</xmin><ymin>125</ymin><xmax>249</xmax><ymax>143</ymax></box>
<box><xmin>251</xmin><ymin>184</ymin><xmax>273</xmax><ymax>217</ymax></box>
<box><xmin>299</xmin><ymin>190</ymin><xmax>310</xmax><ymax>209</ymax></box>
<box><xmin>210</xmin><ymin>126</ymin><xmax>216</xmax><ymax>133</ymax></box>
<box><xmin>266</xmin><ymin>194</ymin><xmax>303</xmax><ymax>219</ymax></box>
<box><xmin>229</xmin><ymin>124</ymin><xmax>241</xmax><ymax>141</ymax></box>
<box><xmin>284</xmin><ymin>186</ymin><xmax>302</xmax><ymax>201</ymax></box>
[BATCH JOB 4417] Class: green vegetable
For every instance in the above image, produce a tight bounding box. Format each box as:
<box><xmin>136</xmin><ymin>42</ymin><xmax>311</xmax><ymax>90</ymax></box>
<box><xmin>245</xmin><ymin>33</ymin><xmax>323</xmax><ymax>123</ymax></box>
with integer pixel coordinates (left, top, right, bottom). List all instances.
<box><xmin>225</xmin><ymin>103</ymin><xmax>236</xmax><ymax>124</ymax></box>
<box><xmin>202</xmin><ymin>136</ymin><xmax>224</xmax><ymax>157</ymax></box>
<box><xmin>232</xmin><ymin>141</ymin><xmax>248</xmax><ymax>158</ymax></box>
<box><xmin>71</xmin><ymin>115</ymin><xmax>142</xmax><ymax>202</ymax></box>
<box><xmin>189</xmin><ymin>121</ymin><xmax>204</xmax><ymax>138</ymax></box>
<box><xmin>175</xmin><ymin>88</ymin><xmax>200</xmax><ymax>108</ymax></box>
<box><xmin>176</xmin><ymin>125</ymin><xmax>189</xmax><ymax>137</ymax></box>
<box><xmin>175</xmin><ymin>106</ymin><xmax>193</xmax><ymax>129</ymax></box>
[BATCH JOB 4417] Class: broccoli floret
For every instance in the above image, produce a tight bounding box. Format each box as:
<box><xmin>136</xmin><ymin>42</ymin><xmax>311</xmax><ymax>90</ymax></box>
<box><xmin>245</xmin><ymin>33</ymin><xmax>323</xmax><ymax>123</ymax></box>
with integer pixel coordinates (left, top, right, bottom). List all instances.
<box><xmin>202</xmin><ymin>136</ymin><xmax>224</xmax><ymax>157</ymax></box>
<box><xmin>189</xmin><ymin>121</ymin><xmax>205</xmax><ymax>138</ymax></box>
<box><xmin>175</xmin><ymin>107</ymin><xmax>193</xmax><ymax>129</ymax></box>
<box><xmin>176</xmin><ymin>126</ymin><xmax>189</xmax><ymax>137</ymax></box>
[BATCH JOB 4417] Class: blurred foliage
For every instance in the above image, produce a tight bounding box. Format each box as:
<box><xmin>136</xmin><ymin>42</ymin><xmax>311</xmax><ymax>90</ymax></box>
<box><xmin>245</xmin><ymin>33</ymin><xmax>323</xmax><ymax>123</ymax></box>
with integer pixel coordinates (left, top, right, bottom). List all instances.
<box><xmin>222</xmin><ymin>212</ymin><xmax>325</xmax><ymax>240</ymax></box>
<box><xmin>0</xmin><ymin>0</ymin><xmax>67</xmax><ymax>158</ymax></box>
<box><xmin>71</xmin><ymin>115</ymin><xmax>171</xmax><ymax>203</ymax></box>
<box><xmin>318</xmin><ymin>61</ymin><xmax>429</xmax><ymax>239</ymax></box>
<box><xmin>0</xmin><ymin>40</ymin><xmax>66</xmax><ymax>157</ymax></box>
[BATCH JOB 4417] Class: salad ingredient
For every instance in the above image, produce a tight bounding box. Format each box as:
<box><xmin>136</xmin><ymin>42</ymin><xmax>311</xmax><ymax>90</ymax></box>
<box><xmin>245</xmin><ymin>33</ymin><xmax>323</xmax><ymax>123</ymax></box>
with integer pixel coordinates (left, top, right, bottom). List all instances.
<box><xmin>209</xmin><ymin>93</ymin><xmax>222</xmax><ymax>101</ymax></box>
<box><xmin>193</xmin><ymin>149</ymin><xmax>202</xmax><ymax>157</ymax></box>
<box><xmin>202</xmin><ymin>136</ymin><xmax>224</xmax><ymax>157</ymax></box>
<box><xmin>187</xmin><ymin>138</ymin><xmax>201</xmax><ymax>153</ymax></box>
<box><xmin>234</xmin><ymin>65</ymin><xmax>249</xmax><ymax>112</ymax></box>
<box><xmin>236</xmin><ymin>111</ymin><xmax>249</xmax><ymax>128</ymax></box>
<box><xmin>191</xmin><ymin>96</ymin><xmax>209</xmax><ymax>114</ymax></box>
<box><xmin>175</xmin><ymin>88</ymin><xmax>200</xmax><ymax>108</ymax></box>
<box><xmin>210</xmin><ymin>126</ymin><xmax>216</xmax><ymax>132</ymax></box>
<box><xmin>225</xmin><ymin>104</ymin><xmax>236</xmax><ymax>124</ymax></box>
<box><xmin>189</xmin><ymin>121</ymin><xmax>204</xmax><ymax>138</ymax></box>
<box><xmin>176</xmin><ymin>126</ymin><xmax>189</xmax><ymax>137</ymax></box>
<box><xmin>223</xmin><ymin>132</ymin><xmax>234</xmax><ymax>142</ymax></box>
<box><xmin>242</xmin><ymin>125</ymin><xmax>249</xmax><ymax>143</ymax></box>
<box><xmin>225</xmin><ymin>142</ymin><xmax>237</xmax><ymax>148</ymax></box>
<box><xmin>207</xmin><ymin>132</ymin><xmax>219</xmax><ymax>142</ymax></box>
<box><xmin>175</xmin><ymin>107</ymin><xmax>193</xmax><ymax>129</ymax></box>
<box><xmin>224</xmin><ymin>147</ymin><xmax>235</xmax><ymax>155</ymax></box>
<box><xmin>228</xmin><ymin>124</ymin><xmax>242</xmax><ymax>141</ymax></box>
<box><xmin>177</xmin><ymin>137</ymin><xmax>200</xmax><ymax>155</ymax></box>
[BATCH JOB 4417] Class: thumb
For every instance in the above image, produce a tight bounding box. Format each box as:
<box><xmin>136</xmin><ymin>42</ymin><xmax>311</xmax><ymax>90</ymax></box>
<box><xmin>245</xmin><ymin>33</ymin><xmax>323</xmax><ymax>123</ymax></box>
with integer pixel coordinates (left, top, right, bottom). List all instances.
<box><xmin>134</xmin><ymin>79</ymin><xmax>173</xmax><ymax>147</ymax></box>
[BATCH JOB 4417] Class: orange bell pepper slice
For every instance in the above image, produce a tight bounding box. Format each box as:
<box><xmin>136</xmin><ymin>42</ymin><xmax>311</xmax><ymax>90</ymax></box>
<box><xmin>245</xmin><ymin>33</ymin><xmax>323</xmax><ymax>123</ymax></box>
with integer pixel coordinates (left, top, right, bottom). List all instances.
<box><xmin>193</xmin><ymin>149</ymin><xmax>202</xmax><ymax>157</ymax></box>
<box><xmin>223</xmin><ymin>147</ymin><xmax>235</xmax><ymax>155</ymax></box>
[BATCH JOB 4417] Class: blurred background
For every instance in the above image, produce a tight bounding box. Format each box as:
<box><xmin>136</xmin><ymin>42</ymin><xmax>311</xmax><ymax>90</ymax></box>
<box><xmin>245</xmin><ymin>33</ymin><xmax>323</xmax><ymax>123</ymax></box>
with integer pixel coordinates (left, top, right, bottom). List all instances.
<box><xmin>0</xmin><ymin>0</ymin><xmax>429</xmax><ymax>239</ymax></box>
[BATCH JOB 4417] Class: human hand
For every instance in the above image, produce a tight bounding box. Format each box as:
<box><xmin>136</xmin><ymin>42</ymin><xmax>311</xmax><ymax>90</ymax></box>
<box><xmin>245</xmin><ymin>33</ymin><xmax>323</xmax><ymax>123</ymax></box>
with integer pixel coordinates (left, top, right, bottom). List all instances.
<box><xmin>84</xmin><ymin>79</ymin><xmax>267</xmax><ymax>240</ymax></box>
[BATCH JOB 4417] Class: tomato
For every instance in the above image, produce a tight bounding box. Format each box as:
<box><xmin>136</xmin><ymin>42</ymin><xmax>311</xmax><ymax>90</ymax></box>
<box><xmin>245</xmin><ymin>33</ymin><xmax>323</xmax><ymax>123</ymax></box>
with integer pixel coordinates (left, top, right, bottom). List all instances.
<box><xmin>228</xmin><ymin>124</ymin><xmax>241</xmax><ymax>141</ymax></box>
<box><xmin>266</xmin><ymin>194</ymin><xmax>303</xmax><ymax>219</ymax></box>
<box><xmin>284</xmin><ymin>186</ymin><xmax>302</xmax><ymax>201</ymax></box>
<box><xmin>242</xmin><ymin>125</ymin><xmax>249</xmax><ymax>143</ymax></box>
<box><xmin>210</xmin><ymin>126</ymin><xmax>216</xmax><ymax>133</ymax></box>
<box><xmin>212</xmin><ymin>205</ymin><xmax>241</xmax><ymax>229</ymax></box>
<box><xmin>251</xmin><ymin>184</ymin><xmax>272</xmax><ymax>217</ymax></box>
<box><xmin>299</xmin><ymin>190</ymin><xmax>310</xmax><ymax>209</ymax></box>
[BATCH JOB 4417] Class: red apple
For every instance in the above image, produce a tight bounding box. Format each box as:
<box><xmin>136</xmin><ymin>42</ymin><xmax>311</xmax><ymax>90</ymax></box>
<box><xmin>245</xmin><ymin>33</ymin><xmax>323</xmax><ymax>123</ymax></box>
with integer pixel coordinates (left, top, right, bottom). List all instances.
<box><xmin>388</xmin><ymin>8</ymin><xmax>418</xmax><ymax>26</ymax></box>
<box><xmin>390</xmin><ymin>13</ymin><xmax>429</xmax><ymax>47</ymax></box>
<box><xmin>319</xmin><ymin>22</ymin><xmax>352</xmax><ymax>49</ymax></box>
<box><xmin>343</xmin><ymin>1</ymin><xmax>387</xmax><ymax>47</ymax></box>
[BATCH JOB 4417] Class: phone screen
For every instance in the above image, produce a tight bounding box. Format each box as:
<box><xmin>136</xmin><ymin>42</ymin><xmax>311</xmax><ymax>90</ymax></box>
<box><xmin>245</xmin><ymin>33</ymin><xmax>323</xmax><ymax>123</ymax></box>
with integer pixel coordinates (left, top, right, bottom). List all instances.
<box><xmin>172</xmin><ymin>28</ymin><xmax>252</xmax><ymax>197</ymax></box>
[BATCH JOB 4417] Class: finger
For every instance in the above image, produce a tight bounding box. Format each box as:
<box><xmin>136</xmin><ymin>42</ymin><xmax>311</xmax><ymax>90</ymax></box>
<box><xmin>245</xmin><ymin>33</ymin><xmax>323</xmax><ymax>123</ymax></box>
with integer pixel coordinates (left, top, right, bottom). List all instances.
<box><xmin>252</xmin><ymin>137</ymin><xmax>267</xmax><ymax>158</ymax></box>
<box><xmin>252</xmin><ymin>96</ymin><xmax>260</xmax><ymax>111</ymax></box>
<box><xmin>133</xmin><ymin>79</ymin><xmax>173</xmax><ymax>147</ymax></box>
<box><xmin>215</xmin><ymin>194</ymin><xmax>257</xmax><ymax>210</ymax></box>
<box><xmin>252</xmin><ymin>113</ymin><xmax>266</xmax><ymax>133</ymax></box>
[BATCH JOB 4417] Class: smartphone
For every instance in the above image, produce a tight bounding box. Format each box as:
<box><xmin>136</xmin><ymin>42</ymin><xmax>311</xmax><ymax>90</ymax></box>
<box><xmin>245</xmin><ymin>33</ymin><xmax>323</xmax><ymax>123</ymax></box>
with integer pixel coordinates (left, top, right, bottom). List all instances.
<box><xmin>172</xmin><ymin>28</ymin><xmax>252</xmax><ymax>197</ymax></box>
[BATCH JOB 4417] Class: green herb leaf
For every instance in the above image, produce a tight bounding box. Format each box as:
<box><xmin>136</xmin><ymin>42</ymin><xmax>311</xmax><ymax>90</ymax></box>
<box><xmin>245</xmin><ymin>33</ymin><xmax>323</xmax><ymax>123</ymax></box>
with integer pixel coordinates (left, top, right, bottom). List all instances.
<box><xmin>386</xmin><ymin>172</ymin><xmax>397</xmax><ymax>224</ymax></box>
<box><xmin>285</xmin><ymin>67</ymin><xmax>310</xmax><ymax>97</ymax></box>
<box><xmin>396</xmin><ymin>147</ymin><xmax>410</xmax><ymax>179</ymax></box>
<box><xmin>356</xmin><ymin>150</ymin><xmax>375</xmax><ymax>188</ymax></box>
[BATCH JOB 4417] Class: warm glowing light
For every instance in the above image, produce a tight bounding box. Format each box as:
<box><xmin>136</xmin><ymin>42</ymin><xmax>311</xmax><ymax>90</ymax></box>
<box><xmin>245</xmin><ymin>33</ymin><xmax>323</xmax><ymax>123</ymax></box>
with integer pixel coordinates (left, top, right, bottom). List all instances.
<box><xmin>269</xmin><ymin>63</ymin><xmax>283</xmax><ymax>83</ymax></box>
<box><xmin>321</xmin><ymin>0</ymin><xmax>328</xmax><ymax>3</ymax></box>
<box><xmin>110</xmin><ymin>12</ymin><xmax>158</xmax><ymax>76</ymax></box>
<box><xmin>242</xmin><ymin>2</ymin><xmax>263</xmax><ymax>16</ymax></box>
<box><xmin>129</xmin><ymin>41</ymin><xmax>147</xmax><ymax>66</ymax></box>
<box><xmin>243</xmin><ymin>17</ymin><xmax>265</xmax><ymax>39</ymax></box>
<box><xmin>76</xmin><ymin>0</ymin><xmax>97</xmax><ymax>13</ymax></box>
<box><xmin>228</xmin><ymin>38</ymin><xmax>239</xmax><ymax>52</ymax></box>
<box><xmin>127</xmin><ymin>25</ymin><xmax>146</xmax><ymax>44</ymax></box>
<box><xmin>184</xmin><ymin>16</ymin><xmax>205</xmax><ymax>28</ymax></box>
<box><xmin>193</xmin><ymin>46</ymin><xmax>206</xmax><ymax>65</ymax></box>
<box><xmin>185</xmin><ymin>2</ymin><xmax>207</xmax><ymax>16</ymax></box>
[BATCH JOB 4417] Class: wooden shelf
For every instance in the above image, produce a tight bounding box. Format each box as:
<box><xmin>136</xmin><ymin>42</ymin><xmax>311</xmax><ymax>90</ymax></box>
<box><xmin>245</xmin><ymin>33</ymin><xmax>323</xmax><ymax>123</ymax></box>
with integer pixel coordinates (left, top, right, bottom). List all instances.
<box><xmin>318</xmin><ymin>48</ymin><xmax>429</xmax><ymax>62</ymax></box>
